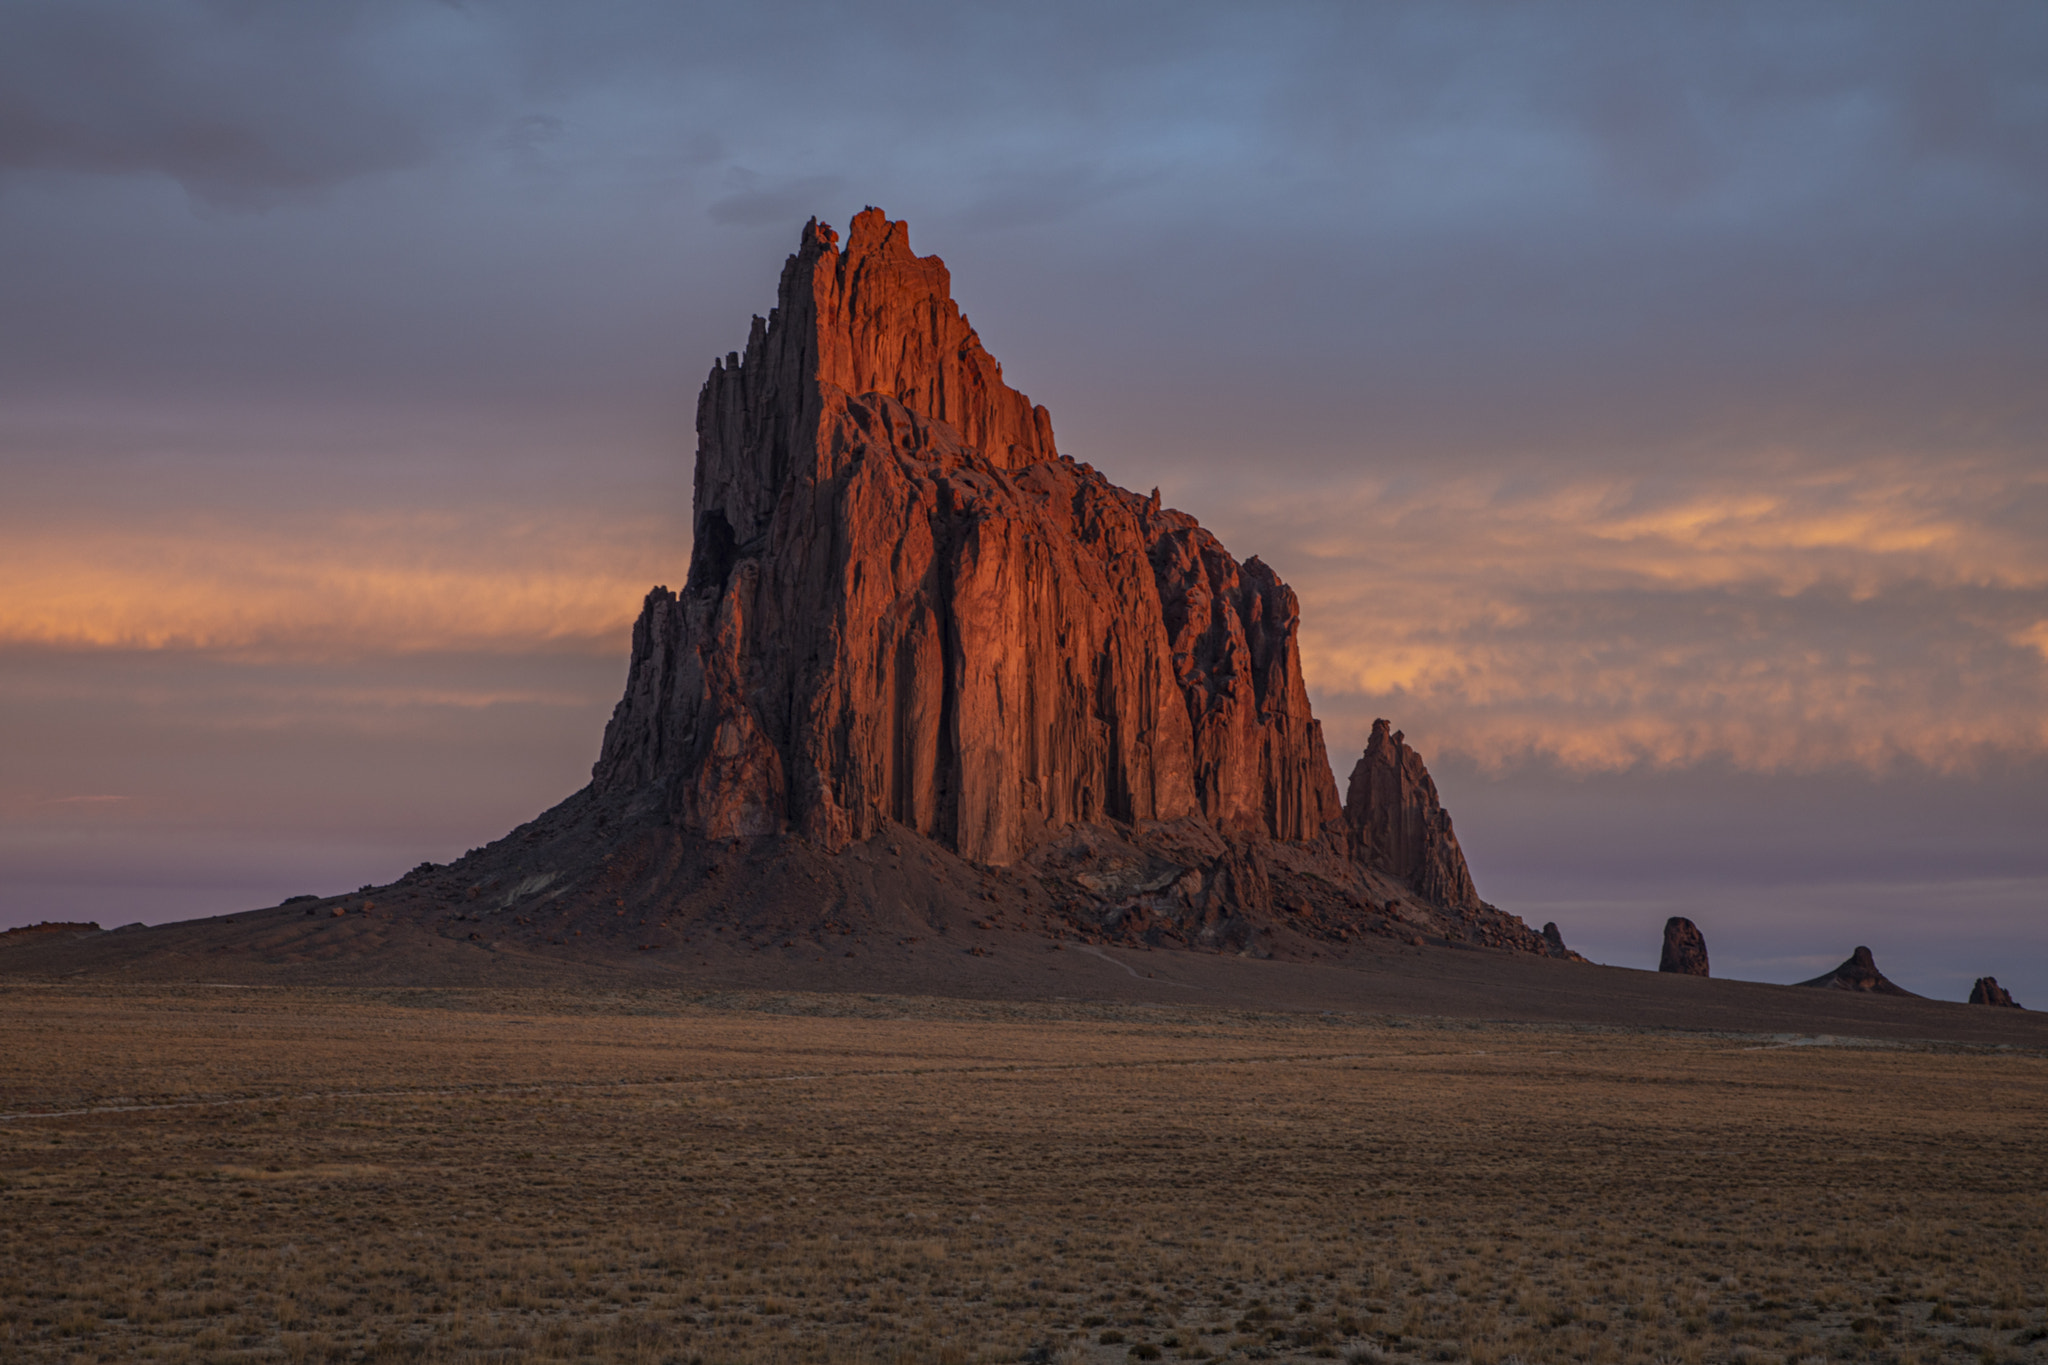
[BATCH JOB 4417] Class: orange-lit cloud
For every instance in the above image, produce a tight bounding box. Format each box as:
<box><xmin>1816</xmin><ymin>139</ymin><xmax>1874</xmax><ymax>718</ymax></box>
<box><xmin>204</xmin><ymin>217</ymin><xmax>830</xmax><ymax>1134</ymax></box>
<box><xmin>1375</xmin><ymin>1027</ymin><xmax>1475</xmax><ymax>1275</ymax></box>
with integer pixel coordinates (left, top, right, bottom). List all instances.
<box><xmin>0</xmin><ymin>506</ymin><xmax>677</xmax><ymax>658</ymax></box>
<box><xmin>1217</xmin><ymin>451</ymin><xmax>2048</xmax><ymax>774</ymax></box>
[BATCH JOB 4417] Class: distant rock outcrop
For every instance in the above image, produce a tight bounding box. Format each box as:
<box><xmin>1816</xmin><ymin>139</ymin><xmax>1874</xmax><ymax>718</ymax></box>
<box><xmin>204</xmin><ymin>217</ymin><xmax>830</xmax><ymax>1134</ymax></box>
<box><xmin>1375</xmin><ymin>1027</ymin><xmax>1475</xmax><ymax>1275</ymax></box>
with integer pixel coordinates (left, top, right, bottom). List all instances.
<box><xmin>1658</xmin><ymin>917</ymin><xmax>1709</xmax><ymax>976</ymax></box>
<box><xmin>415</xmin><ymin>210</ymin><xmax>1569</xmax><ymax>961</ymax></box>
<box><xmin>0</xmin><ymin>921</ymin><xmax>100</xmax><ymax>940</ymax></box>
<box><xmin>1798</xmin><ymin>946</ymin><xmax>1918</xmax><ymax>997</ymax></box>
<box><xmin>1970</xmin><ymin>977</ymin><xmax>2022</xmax><ymax>1008</ymax></box>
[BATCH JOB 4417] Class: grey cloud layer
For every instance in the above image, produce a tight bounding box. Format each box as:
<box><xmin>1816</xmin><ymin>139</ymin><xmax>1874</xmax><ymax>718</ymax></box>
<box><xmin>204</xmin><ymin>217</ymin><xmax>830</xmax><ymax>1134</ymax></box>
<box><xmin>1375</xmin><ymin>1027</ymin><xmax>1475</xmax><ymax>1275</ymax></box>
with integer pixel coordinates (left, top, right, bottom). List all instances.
<box><xmin>4</xmin><ymin>1</ymin><xmax>2042</xmax><ymax>432</ymax></box>
<box><xmin>0</xmin><ymin>1</ymin><xmax>499</xmax><ymax>205</ymax></box>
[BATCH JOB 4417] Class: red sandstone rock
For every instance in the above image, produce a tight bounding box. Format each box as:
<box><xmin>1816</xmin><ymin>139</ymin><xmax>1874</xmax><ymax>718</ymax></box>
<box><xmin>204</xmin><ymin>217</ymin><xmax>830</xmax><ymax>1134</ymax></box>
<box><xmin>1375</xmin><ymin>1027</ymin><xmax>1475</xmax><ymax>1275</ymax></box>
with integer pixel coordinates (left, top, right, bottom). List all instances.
<box><xmin>596</xmin><ymin>210</ymin><xmax>1339</xmax><ymax>864</ymax></box>
<box><xmin>1659</xmin><ymin>916</ymin><xmax>1710</xmax><ymax>976</ymax></box>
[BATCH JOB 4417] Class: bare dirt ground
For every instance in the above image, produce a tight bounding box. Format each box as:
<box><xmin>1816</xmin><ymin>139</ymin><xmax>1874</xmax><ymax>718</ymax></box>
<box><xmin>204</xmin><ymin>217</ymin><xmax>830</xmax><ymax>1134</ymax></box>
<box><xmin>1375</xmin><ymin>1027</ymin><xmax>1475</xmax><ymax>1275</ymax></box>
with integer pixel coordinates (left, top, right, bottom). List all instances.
<box><xmin>3</xmin><ymin>984</ymin><xmax>2045</xmax><ymax>1365</ymax></box>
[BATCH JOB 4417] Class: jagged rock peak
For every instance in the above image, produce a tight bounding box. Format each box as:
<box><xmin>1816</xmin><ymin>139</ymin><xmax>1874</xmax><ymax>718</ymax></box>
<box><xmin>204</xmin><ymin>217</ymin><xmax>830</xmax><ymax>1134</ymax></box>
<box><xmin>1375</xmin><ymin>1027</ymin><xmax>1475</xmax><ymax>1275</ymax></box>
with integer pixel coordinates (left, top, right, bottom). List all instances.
<box><xmin>1970</xmin><ymin>977</ymin><xmax>2022</xmax><ymax>1008</ymax></box>
<box><xmin>1659</xmin><ymin>916</ymin><xmax>1710</xmax><ymax>976</ymax></box>
<box><xmin>699</xmin><ymin>210</ymin><xmax>1054</xmax><ymax>527</ymax></box>
<box><xmin>816</xmin><ymin>209</ymin><xmax>1057</xmax><ymax>469</ymax></box>
<box><xmin>1797</xmin><ymin>945</ymin><xmax>1918</xmax><ymax>997</ymax></box>
<box><xmin>1343</xmin><ymin>719</ymin><xmax>1481</xmax><ymax>911</ymax></box>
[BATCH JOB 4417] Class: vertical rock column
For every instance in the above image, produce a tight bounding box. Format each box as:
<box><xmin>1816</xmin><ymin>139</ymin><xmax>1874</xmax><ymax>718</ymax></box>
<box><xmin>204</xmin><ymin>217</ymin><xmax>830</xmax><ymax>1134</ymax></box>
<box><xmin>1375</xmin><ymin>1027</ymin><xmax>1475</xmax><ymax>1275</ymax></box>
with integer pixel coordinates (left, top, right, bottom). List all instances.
<box><xmin>1342</xmin><ymin>719</ymin><xmax>1481</xmax><ymax>911</ymax></box>
<box><xmin>1658</xmin><ymin>917</ymin><xmax>1710</xmax><ymax>976</ymax></box>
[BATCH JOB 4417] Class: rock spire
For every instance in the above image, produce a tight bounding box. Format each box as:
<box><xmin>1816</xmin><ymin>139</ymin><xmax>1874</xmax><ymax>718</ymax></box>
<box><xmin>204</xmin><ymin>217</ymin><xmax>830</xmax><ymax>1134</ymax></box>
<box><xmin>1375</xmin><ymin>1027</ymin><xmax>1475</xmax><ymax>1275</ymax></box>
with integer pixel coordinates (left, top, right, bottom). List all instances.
<box><xmin>1343</xmin><ymin>719</ymin><xmax>1481</xmax><ymax>911</ymax></box>
<box><xmin>1659</xmin><ymin>917</ymin><xmax>1709</xmax><ymax>976</ymax></box>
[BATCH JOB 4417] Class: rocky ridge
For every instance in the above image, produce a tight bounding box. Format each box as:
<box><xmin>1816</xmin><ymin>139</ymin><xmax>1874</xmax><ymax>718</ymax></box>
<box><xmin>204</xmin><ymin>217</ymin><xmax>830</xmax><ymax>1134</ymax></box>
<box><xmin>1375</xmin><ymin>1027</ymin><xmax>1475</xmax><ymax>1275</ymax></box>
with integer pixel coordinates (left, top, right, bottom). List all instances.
<box><xmin>0</xmin><ymin>920</ymin><xmax>100</xmax><ymax>941</ymax></box>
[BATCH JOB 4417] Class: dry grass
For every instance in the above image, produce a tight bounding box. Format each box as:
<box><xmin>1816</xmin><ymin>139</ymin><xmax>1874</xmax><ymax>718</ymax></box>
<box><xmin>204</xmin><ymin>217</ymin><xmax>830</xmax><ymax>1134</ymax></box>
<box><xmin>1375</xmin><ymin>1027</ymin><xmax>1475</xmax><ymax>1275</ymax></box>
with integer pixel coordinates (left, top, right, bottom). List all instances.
<box><xmin>1</xmin><ymin>984</ymin><xmax>2045</xmax><ymax>1365</ymax></box>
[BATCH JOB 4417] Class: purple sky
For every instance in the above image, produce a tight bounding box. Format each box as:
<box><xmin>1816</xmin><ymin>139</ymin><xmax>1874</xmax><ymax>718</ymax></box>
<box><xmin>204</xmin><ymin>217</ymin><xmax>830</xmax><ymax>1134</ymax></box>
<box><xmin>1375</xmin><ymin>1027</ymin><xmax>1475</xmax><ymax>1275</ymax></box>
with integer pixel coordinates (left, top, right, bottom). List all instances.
<box><xmin>3</xmin><ymin>1</ymin><xmax>2044</xmax><ymax>1003</ymax></box>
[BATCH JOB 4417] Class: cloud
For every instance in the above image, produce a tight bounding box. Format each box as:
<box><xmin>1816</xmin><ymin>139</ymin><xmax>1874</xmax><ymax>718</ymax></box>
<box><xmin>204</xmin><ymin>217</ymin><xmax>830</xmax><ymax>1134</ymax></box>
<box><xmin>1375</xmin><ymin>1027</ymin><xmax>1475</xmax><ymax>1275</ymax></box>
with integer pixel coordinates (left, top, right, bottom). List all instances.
<box><xmin>707</xmin><ymin>171</ymin><xmax>850</xmax><ymax>227</ymax></box>
<box><xmin>0</xmin><ymin>0</ymin><xmax>502</xmax><ymax>207</ymax></box>
<box><xmin>0</xmin><ymin>644</ymin><xmax>626</xmax><ymax>926</ymax></box>
<box><xmin>0</xmin><ymin>504</ymin><xmax>675</xmax><ymax>657</ymax></box>
<box><xmin>1199</xmin><ymin>448</ymin><xmax>2048</xmax><ymax>775</ymax></box>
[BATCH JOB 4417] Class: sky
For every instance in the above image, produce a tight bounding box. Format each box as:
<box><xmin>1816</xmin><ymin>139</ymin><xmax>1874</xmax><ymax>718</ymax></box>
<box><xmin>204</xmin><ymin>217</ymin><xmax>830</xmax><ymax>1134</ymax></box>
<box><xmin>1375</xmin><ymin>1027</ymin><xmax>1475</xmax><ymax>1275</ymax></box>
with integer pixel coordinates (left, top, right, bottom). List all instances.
<box><xmin>3</xmin><ymin>0</ymin><xmax>2044</xmax><ymax>1003</ymax></box>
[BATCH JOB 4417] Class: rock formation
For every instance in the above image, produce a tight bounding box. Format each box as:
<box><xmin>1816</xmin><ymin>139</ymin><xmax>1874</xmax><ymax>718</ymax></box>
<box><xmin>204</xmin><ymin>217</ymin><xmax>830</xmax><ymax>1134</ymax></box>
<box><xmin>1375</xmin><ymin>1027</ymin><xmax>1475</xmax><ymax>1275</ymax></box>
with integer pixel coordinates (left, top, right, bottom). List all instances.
<box><xmin>1797</xmin><ymin>946</ymin><xmax>1918</xmax><ymax>997</ymax></box>
<box><xmin>1658</xmin><ymin>917</ymin><xmax>1709</xmax><ymax>976</ymax></box>
<box><xmin>0</xmin><ymin>920</ymin><xmax>100</xmax><ymax>940</ymax></box>
<box><xmin>595</xmin><ymin>209</ymin><xmax>1339</xmax><ymax>865</ymax></box>
<box><xmin>1344</xmin><ymin>720</ymin><xmax>1480</xmax><ymax>910</ymax></box>
<box><xmin>1969</xmin><ymin>977</ymin><xmax>2022</xmax><ymax>1008</ymax></box>
<box><xmin>392</xmin><ymin>210</ymin><xmax>1571</xmax><ymax>963</ymax></box>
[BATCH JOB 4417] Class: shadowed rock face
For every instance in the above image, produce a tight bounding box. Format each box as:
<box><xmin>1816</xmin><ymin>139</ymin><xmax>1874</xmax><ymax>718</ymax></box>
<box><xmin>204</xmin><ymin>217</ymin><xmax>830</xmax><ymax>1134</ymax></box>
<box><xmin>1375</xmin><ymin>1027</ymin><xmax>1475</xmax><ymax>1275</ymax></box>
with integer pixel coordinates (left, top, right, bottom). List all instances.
<box><xmin>577</xmin><ymin>209</ymin><xmax>1558</xmax><ymax>954</ymax></box>
<box><xmin>1659</xmin><ymin>917</ymin><xmax>1710</xmax><ymax>976</ymax></box>
<box><xmin>1798</xmin><ymin>946</ymin><xmax>1918</xmax><ymax>997</ymax></box>
<box><xmin>1970</xmin><ymin>977</ymin><xmax>2022</xmax><ymax>1008</ymax></box>
<box><xmin>1343</xmin><ymin>719</ymin><xmax>1480</xmax><ymax>911</ymax></box>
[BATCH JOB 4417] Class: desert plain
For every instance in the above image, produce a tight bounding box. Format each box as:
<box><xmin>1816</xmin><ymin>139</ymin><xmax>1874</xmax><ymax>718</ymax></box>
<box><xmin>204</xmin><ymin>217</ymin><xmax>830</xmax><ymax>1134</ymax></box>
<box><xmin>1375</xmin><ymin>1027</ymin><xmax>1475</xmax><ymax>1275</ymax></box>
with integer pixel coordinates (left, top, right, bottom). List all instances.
<box><xmin>3</xmin><ymin>980</ymin><xmax>2045</xmax><ymax>1365</ymax></box>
